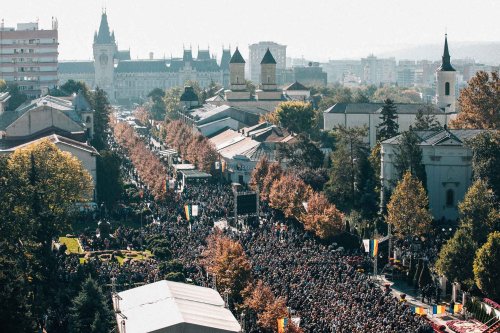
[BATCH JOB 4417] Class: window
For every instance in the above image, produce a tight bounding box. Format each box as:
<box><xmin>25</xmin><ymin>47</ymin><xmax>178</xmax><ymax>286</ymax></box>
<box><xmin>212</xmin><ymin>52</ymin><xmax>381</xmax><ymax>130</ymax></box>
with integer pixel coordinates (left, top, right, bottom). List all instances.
<box><xmin>446</xmin><ymin>189</ymin><xmax>454</xmax><ymax>207</ymax></box>
<box><xmin>86</xmin><ymin>116</ymin><xmax>91</xmax><ymax>123</ymax></box>
<box><xmin>445</xmin><ymin>82</ymin><xmax>450</xmax><ymax>96</ymax></box>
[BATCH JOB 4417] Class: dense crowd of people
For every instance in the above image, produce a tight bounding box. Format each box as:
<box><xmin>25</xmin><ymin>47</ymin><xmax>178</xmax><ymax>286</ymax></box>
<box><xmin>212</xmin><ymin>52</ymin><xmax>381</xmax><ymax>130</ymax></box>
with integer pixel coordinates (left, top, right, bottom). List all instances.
<box><xmin>57</xmin><ymin>127</ymin><xmax>434</xmax><ymax>333</ymax></box>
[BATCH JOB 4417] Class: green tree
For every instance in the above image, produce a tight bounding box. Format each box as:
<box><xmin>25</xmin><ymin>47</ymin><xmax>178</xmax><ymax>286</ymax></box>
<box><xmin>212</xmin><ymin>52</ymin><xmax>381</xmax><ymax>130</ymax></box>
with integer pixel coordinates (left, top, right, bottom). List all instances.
<box><xmin>473</xmin><ymin>231</ymin><xmax>500</xmax><ymax>300</ymax></box>
<box><xmin>419</xmin><ymin>261</ymin><xmax>433</xmax><ymax>289</ymax></box>
<box><xmin>5</xmin><ymin>83</ymin><xmax>28</xmax><ymax>111</ymax></box>
<box><xmin>435</xmin><ymin>228</ymin><xmax>477</xmax><ymax>287</ymax></box>
<box><xmin>90</xmin><ymin>87</ymin><xmax>111</xmax><ymax>150</ymax></box>
<box><xmin>96</xmin><ymin>150</ymin><xmax>123</xmax><ymax>210</ymax></box>
<box><xmin>414</xmin><ymin>105</ymin><xmax>442</xmax><ymax>131</ymax></box>
<box><xmin>466</xmin><ymin>131</ymin><xmax>500</xmax><ymax>197</ymax></box>
<box><xmin>458</xmin><ymin>179</ymin><xmax>499</xmax><ymax>244</ymax></box>
<box><xmin>69</xmin><ymin>278</ymin><xmax>113</xmax><ymax>333</ymax></box>
<box><xmin>394</xmin><ymin>130</ymin><xmax>426</xmax><ymax>187</ymax></box>
<box><xmin>451</xmin><ymin>71</ymin><xmax>500</xmax><ymax>130</ymax></box>
<box><xmin>325</xmin><ymin>126</ymin><xmax>370</xmax><ymax>212</ymax></box>
<box><xmin>265</xmin><ymin>101</ymin><xmax>316</xmax><ymax>135</ymax></box>
<box><xmin>277</xmin><ymin>135</ymin><xmax>324</xmax><ymax>169</ymax></box>
<box><xmin>163</xmin><ymin>87</ymin><xmax>183</xmax><ymax>120</ymax></box>
<box><xmin>377</xmin><ymin>98</ymin><xmax>399</xmax><ymax>141</ymax></box>
<box><xmin>386</xmin><ymin>171</ymin><xmax>432</xmax><ymax>238</ymax></box>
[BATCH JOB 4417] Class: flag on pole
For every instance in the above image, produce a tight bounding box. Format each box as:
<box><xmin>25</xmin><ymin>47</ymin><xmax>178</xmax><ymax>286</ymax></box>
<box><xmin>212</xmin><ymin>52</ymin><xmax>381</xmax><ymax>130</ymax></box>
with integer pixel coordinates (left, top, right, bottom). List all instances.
<box><xmin>432</xmin><ymin>305</ymin><xmax>446</xmax><ymax>314</ymax></box>
<box><xmin>277</xmin><ymin>318</ymin><xmax>288</xmax><ymax>333</ymax></box>
<box><xmin>449</xmin><ymin>304</ymin><xmax>462</xmax><ymax>314</ymax></box>
<box><xmin>369</xmin><ymin>239</ymin><xmax>379</xmax><ymax>257</ymax></box>
<box><xmin>412</xmin><ymin>306</ymin><xmax>426</xmax><ymax>315</ymax></box>
<box><xmin>363</xmin><ymin>239</ymin><xmax>370</xmax><ymax>253</ymax></box>
<box><xmin>184</xmin><ymin>205</ymin><xmax>191</xmax><ymax>221</ymax></box>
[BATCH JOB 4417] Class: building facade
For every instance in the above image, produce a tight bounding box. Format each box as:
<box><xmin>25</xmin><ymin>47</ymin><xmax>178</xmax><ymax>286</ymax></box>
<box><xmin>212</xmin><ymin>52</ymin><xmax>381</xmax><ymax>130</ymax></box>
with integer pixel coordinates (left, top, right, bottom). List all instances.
<box><xmin>248</xmin><ymin>41</ymin><xmax>286</xmax><ymax>85</ymax></box>
<box><xmin>381</xmin><ymin>129</ymin><xmax>485</xmax><ymax>221</ymax></box>
<box><xmin>0</xmin><ymin>20</ymin><xmax>59</xmax><ymax>98</ymax></box>
<box><xmin>58</xmin><ymin>12</ymin><xmax>225</xmax><ymax>103</ymax></box>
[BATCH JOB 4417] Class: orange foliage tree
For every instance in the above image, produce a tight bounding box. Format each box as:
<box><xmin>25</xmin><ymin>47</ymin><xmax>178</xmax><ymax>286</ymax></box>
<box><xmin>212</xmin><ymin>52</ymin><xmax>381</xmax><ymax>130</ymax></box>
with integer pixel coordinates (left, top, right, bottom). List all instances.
<box><xmin>111</xmin><ymin>119</ymin><xmax>167</xmax><ymax>199</ymax></box>
<box><xmin>269</xmin><ymin>174</ymin><xmax>313</xmax><ymax>219</ymax></box>
<box><xmin>201</xmin><ymin>232</ymin><xmax>252</xmax><ymax>304</ymax></box>
<box><xmin>261</xmin><ymin>162</ymin><xmax>283</xmax><ymax>201</ymax></box>
<box><xmin>242</xmin><ymin>280</ymin><xmax>302</xmax><ymax>333</ymax></box>
<box><xmin>301</xmin><ymin>192</ymin><xmax>344</xmax><ymax>239</ymax></box>
<box><xmin>164</xmin><ymin>120</ymin><xmax>218</xmax><ymax>173</ymax></box>
<box><xmin>249</xmin><ymin>157</ymin><xmax>269</xmax><ymax>191</ymax></box>
<box><xmin>451</xmin><ymin>71</ymin><xmax>500</xmax><ymax>130</ymax></box>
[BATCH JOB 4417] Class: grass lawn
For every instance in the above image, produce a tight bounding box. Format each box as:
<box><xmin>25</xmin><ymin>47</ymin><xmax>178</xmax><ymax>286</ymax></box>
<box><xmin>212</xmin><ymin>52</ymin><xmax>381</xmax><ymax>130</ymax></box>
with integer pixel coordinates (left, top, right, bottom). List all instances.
<box><xmin>115</xmin><ymin>250</ymin><xmax>153</xmax><ymax>265</ymax></box>
<box><xmin>59</xmin><ymin>237</ymin><xmax>83</xmax><ymax>254</ymax></box>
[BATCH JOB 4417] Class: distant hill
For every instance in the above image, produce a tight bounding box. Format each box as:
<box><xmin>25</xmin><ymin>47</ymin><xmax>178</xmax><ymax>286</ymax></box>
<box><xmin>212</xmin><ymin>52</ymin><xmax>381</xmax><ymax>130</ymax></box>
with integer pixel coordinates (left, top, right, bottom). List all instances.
<box><xmin>379</xmin><ymin>42</ymin><xmax>500</xmax><ymax>65</ymax></box>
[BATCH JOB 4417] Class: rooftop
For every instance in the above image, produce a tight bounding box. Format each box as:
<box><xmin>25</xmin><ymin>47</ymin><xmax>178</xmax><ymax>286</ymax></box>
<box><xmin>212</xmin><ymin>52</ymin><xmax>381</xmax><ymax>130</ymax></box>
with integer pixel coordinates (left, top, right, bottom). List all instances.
<box><xmin>115</xmin><ymin>280</ymin><xmax>241</xmax><ymax>333</ymax></box>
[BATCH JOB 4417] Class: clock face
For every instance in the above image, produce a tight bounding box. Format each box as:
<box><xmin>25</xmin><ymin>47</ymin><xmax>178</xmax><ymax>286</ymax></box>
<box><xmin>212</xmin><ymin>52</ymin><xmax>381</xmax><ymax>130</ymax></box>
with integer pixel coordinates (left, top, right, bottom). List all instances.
<box><xmin>99</xmin><ymin>53</ymin><xmax>108</xmax><ymax>65</ymax></box>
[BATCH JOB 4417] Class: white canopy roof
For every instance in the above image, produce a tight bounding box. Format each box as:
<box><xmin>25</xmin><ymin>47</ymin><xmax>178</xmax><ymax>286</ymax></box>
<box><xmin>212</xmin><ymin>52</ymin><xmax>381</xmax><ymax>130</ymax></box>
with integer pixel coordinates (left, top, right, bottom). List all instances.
<box><xmin>115</xmin><ymin>280</ymin><xmax>241</xmax><ymax>333</ymax></box>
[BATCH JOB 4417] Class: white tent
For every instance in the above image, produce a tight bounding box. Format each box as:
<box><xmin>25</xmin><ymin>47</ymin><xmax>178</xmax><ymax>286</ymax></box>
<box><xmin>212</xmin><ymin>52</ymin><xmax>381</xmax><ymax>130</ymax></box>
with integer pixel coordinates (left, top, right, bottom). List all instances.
<box><xmin>113</xmin><ymin>280</ymin><xmax>241</xmax><ymax>333</ymax></box>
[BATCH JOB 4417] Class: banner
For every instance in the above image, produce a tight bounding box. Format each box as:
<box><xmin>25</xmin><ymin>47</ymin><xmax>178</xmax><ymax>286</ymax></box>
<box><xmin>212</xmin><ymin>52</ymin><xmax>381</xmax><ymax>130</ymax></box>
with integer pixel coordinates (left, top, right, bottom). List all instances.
<box><xmin>192</xmin><ymin>205</ymin><xmax>199</xmax><ymax>217</ymax></box>
<box><xmin>412</xmin><ymin>306</ymin><xmax>426</xmax><ymax>315</ymax></box>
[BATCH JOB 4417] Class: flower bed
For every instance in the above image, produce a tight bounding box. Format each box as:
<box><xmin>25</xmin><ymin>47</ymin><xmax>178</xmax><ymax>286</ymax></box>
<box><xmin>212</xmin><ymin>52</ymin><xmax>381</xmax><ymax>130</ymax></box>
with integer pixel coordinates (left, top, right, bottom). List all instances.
<box><xmin>447</xmin><ymin>320</ymin><xmax>487</xmax><ymax>333</ymax></box>
<box><xmin>484</xmin><ymin>298</ymin><xmax>500</xmax><ymax>311</ymax></box>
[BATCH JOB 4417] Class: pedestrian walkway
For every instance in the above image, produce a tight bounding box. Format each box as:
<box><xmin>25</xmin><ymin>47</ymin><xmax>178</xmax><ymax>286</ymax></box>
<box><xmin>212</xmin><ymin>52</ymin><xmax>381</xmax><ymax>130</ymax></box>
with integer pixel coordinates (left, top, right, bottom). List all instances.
<box><xmin>376</xmin><ymin>275</ymin><xmax>457</xmax><ymax>332</ymax></box>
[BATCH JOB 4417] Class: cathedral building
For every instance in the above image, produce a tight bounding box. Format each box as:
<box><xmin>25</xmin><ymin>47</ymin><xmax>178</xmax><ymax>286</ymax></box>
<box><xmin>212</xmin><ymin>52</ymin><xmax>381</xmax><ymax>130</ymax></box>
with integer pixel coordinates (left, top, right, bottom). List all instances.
<box><xmin>59</xmin><ymin>12</ymin><xmax>228</xmax><ymax>103</ymax></box>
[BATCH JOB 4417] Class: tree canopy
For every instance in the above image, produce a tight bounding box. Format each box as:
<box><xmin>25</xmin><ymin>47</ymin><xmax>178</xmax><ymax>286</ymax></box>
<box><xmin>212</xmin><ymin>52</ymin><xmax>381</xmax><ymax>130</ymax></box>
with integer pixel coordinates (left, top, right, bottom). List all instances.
<box><xmin>265</xmin><ymin>101</ymin><xmax>316</xmax><ymax>135</ymax></box>
<box><xmin>466</xmin><ymin>131</ymin><xmax>500</xmax><ymax>197</ymax></box>
<box><xmin>473</xmin><ymin>231</ymin><xmax>500</xmax><ymax>301</ymax></box>
<box><xmin>386</xmin><ymin>171</ymin><xmax>432</xmax><ymax>238</ymax></box>
<box><xmin>414</xmin><ymin>105</ymin><xmax>442</xmax><ymax>131</ymax></box>
<box><xmin>377</xmin><ymin>98</ymin><xmax>399</xmax><ymax>141</ymax></box>
<box><xmin>394</xmin><ymin>130</ymin><xmax>427</xmax><ymax>187</ymax></box>
<box><xmin>435</xmin><ymin>228</ymin><xmax>477</xmax><ymax>286</ymax></box>
<box><xmin>451</xmin><ymin>71</ymin><xmax>500</xmax><ymax>130</ymax></box>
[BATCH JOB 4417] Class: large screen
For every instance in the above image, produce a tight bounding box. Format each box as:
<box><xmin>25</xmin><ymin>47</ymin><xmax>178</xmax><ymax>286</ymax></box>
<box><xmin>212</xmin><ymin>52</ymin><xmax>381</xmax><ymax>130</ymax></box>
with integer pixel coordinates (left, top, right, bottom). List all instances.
<box><xmin>236</xmin><ymin>193</ymin><xmax>257</xmax><ymax>214</ymax></box>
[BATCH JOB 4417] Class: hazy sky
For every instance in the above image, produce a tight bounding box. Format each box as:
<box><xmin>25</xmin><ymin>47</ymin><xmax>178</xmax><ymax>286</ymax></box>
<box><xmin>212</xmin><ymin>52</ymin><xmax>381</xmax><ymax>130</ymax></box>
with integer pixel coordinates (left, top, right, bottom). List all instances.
<box><xmin>3</xmin><ymin>0</ymin><xmax>500</xmax><ymax>62</ymax></box>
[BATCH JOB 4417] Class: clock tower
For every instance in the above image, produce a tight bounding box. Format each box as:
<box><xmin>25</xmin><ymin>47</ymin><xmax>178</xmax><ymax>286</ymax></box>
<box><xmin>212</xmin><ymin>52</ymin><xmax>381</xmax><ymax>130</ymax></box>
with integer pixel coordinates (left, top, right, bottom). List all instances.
<box><xmin>93</xmin><ymin>11</ymin><xmax>117</xmax><ymax>101</ymax></box>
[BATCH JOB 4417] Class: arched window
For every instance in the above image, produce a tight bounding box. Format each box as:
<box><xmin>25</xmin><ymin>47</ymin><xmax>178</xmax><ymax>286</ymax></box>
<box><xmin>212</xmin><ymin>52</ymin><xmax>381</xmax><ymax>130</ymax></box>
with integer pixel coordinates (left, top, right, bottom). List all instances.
<box><xmin>86</xmin><ymin>116</ymin><xmax>91</xmax><ymax>123</ymax></box>
<box><xmin>267</xmin><ymin>75</ymin><xmax>270</xmax><ymax>83</ymax></box>
<box><xmin>445</xmin><ymin>82</ymin><xmax>450</xmax><ymax>96</ymax></box>
<box><xmin>446</xmin><ymin>189</ymin><xmax>454</xmax><ymax>207</ymax></box>
<box><xmin>236</xmin><ymin>76</ymin><xmax>239</xmax><ymax>84</ymax></box>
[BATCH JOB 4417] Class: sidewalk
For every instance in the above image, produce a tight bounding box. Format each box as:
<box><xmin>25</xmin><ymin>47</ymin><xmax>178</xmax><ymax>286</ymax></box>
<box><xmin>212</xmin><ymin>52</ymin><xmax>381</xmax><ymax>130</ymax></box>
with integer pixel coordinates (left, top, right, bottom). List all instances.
<box><xmin>376</xmin><ymin>275</ymin><xmax>457</xmax><ymax>332</ymax></box>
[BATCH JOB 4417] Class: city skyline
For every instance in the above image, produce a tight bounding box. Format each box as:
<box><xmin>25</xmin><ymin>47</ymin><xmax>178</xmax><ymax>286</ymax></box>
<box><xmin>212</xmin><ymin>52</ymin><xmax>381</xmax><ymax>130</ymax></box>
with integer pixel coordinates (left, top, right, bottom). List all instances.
<box><xmin>2</xmin><ymin>0</ymin><xmax>500</xmax><ymax>62</ymax></box>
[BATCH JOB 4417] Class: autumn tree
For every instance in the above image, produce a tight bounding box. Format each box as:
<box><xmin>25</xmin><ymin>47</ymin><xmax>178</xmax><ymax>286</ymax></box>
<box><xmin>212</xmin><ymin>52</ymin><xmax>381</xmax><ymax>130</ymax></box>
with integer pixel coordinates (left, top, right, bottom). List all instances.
<box><xmin>451</xmin><ymin>71</ymin><xmax>500</xmax><ymax>130</ymax></box>
<box><xmin>435</xmin><ymin>228</ymin><xmax>477</xmax><ymax>287</ymax></box>
<box><xmin>96</xmin><ymin>150</ymin><xmax>123</xmax><ymax>210</ymax></box>
<box><xmin>386</xmin><ymin>171</ymin><xmax>432</xmax><ymax>238</ymax></box>
<box><xmin>202</xmin><ymin>233</ymin><xmax>252</xmax><ymax>306</ymax></box>
<box><xmin>261</xmin><ymin>162</ymin><xmax>283</xmax><ymax>201</ymax></box>
<box><xmin>458</xmin><ymin>179</ymin><xmax>499</xmax><ymax>244</ymax></box>
<box><xmin>250</xmin><ymin>157</ymin><xmax>269</xmax><ymax>191</ymax></box>
<box><xmin>473</xmin><ymin>231</ymin><xmax>500</xmax><ymax>300</ymax></box>
<box><xmin>466</xmin><ymin>131</ymin><xmax>500</xmax><ymax>197</ymax></box>
<box><xmin>301</xmin><ymin>192</ymin><xmax>344</xmax><ymax>239</ymax></box>
<box><xmin>269</xmin><ymin>174</ymin><xmax>313</xmax><ymax>219</ymax></box>
<box><xmin>265</xmin><ymin>101</ymin><xmax>316</xmax><ymax>135</ymax></box>
<box><xmin>414</xmin><ymin>105</ymin><xmax>443</xmax><ymax>131</ymax></box>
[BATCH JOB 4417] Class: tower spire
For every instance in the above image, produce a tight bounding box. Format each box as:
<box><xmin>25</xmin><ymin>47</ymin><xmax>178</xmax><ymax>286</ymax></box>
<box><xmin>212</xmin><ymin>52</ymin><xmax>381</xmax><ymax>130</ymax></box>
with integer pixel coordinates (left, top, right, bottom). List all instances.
<box><xmin>439</xmin><ymin>34</ymin><xmax>455</xmax><ymax>71</ymax></box>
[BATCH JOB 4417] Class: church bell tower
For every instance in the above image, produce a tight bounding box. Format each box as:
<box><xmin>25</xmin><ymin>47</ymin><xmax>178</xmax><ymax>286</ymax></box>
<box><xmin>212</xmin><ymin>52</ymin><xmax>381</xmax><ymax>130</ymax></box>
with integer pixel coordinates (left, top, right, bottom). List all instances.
<box><xmin>436</xmin><ymin>34</ymin><xmax>457</xmax><ymax>114</ymax></box>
